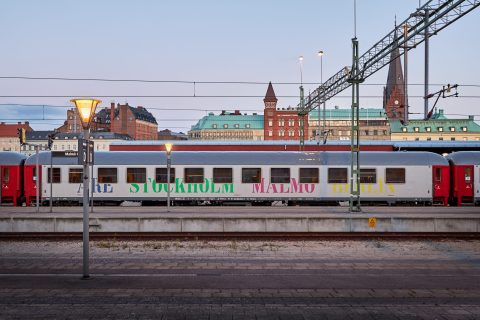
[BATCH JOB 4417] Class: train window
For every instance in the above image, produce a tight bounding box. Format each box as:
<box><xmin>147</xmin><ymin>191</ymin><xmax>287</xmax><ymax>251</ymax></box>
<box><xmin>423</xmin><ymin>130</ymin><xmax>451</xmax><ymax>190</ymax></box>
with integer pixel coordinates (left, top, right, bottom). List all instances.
<box><xmin>465</xmin><ymin>167</ymin><xmax>472</xmax><ymax>182</ymax></box>
<box><xmin>69</xmin><ymin>168</ymin><xmax>83</xmax><ymax>183</ymax></box>
<box><xmin>386</xmin><ymin>168</ymin><xmax>406</xmax><ymax>183</ymax></box>
<box><xmin>328</xmin><ymin>168</ymin><xmax>347</xmax><ymax>183</ymax></box>
<box><xmin>185</xmin><ymin>168</ymin><xmax>204</xmax><ymax>183</ymax></box>
<box><xmin>271</xmin><ymin>168</ymin><xmax>290</xmax><ymax>183</ymax></box>
<box><xmin>47</xmin><ymin>168</ymin><xmax>61</xmax><ymax>183</ymax></box>
<box><xmin>2</xmin><ymin>168</ymin><xmax>10</xmax><ymax>183</ymax></box>
<box><xmin>213</xmin><ymin>168</ymin><xmax>233</xmax><ymax>183</ymax></box>
<box><xmin>155</xmin><ymin>168</ymin><xmax>175</xmax><ymax>183</ymax></box>
<box><xmin>435</xmin><ymin>168</ymin><xmax>442</xmax><ymax>183</ymax></box>
<box><xmin>299</xmin><ymin>168</ymin><xmax>319</xmax><ymax>183</ymax></box>
<box><xmin>98</xmin><ymin>168</ymin><xmax>118</xmax><ymax>183</ymax></box>
<box><xmin>126</xmin><ymin>168</ymin><xmax>146</xmax><ymax>183</ymax></box>
<box><xmin>360</xmin><ymin>169</ymin><xmax>376</xmax><ymax>184</ymax></box>
<box><xmin>242</xmin><ymin>168</ymin><xmax>261</xmax><ymax>183</ymax></box>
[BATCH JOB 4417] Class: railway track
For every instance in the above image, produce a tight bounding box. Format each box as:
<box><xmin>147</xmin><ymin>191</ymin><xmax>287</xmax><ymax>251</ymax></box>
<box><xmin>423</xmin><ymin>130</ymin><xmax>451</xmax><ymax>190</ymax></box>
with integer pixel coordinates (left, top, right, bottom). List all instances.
<box><xmin>1</xmin><ymin>232</ymin><xmax>479</xmax><ymax>241</ymax></box>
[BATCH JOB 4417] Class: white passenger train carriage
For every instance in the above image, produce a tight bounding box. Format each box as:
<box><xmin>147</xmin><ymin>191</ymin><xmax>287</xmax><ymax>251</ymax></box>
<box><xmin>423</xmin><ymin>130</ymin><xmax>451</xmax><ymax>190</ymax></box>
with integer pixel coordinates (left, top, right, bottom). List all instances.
<box><xmin>24</xmin><ymin>151</ymin><xmax>449</xmax><ymax>206</ymax></box>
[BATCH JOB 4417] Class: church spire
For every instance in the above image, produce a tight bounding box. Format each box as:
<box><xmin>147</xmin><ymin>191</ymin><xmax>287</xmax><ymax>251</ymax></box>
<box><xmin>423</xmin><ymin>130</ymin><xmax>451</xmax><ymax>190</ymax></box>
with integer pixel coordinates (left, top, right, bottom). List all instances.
<box><xmin>264</xmin><ymin>81</ymin><xmax>278</xmax><ymax>109</ymax></box>
<box><xmin>383</xmin><ymin>25</ymin><xmax>405</xmax><ymax>120</ymax></box>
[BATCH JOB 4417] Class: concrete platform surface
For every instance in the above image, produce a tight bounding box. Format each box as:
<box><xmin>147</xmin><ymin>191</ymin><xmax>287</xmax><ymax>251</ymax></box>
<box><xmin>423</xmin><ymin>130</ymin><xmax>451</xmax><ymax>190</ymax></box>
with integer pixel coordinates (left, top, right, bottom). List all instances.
<box><xmin>0</xmin><ymin>206</ymin><xmax>479</xmax><ymax>233</ymax></box>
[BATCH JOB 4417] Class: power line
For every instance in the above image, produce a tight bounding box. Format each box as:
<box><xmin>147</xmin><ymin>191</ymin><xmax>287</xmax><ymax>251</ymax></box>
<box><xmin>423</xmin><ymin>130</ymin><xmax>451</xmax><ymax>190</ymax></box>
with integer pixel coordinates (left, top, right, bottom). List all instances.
<box><xmin>0</xmin><ymin>75</ymin><xmax>478</xmax><ymax>87</ymax></box>
<box><xmin>1</xmin><ymin>95</ymin><xmax>480</xmax><ymax>98</ymax></box>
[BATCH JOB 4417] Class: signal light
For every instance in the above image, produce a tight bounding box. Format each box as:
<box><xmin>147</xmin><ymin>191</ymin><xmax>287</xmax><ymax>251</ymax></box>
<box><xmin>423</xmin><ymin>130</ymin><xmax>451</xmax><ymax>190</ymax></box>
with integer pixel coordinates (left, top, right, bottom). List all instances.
<box><xmin>17</xmin><ymin>128</ymin><xmax>26</xmax><ymax>145</ymax></box>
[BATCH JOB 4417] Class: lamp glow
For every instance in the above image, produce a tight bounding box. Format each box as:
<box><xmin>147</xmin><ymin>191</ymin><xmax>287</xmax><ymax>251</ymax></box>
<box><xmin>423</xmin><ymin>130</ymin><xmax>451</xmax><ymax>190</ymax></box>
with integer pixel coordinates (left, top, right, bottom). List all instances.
<box><xmin>71</xmin><ymin>99</ymin><xmax>101</xmax><ymax>129</ymax></box>
<box><xmin>165</xmin><ymin>143</ymin><xmax>173</xmax><ymax>155</ymax></box>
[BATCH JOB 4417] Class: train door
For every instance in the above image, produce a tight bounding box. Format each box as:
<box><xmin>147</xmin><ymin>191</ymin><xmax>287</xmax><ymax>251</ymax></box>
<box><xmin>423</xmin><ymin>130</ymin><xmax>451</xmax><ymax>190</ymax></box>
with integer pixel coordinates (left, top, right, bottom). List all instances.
<box><xmin>455</xmin><ymin>165</ymin><xmax>474</xmax><ymax>206</ymax></box>
<box><xmin>0</xmin><ymin>166</ymin><xmax>4</xmax><ymax>205</ymax></box>
<box><xmin>432</xmin><ymin>166</ymin><xmax>449</xmax><ymax>206</ymax></box>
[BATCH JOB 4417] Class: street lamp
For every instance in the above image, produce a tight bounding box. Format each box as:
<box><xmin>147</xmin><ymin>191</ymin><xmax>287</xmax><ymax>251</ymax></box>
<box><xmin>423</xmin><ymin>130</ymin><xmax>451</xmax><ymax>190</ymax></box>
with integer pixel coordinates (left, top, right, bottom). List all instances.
<box><xmin>317</xmin><ymin>50</ymin><xmax>326</xmax><ymax>143</ymax></box>
<box><xmin>71</xmin><ymin>98</ymin><xmax>101</xmax><ymax>279</ymax></box>
<box><xmin>298</xmin><ymin>56</ymin><xmax>304</xmax><ymax>85</ymax></box>
<box><xmin>165</xmin><ymin>143</ymin><xmax>173</xmax><ymax>212</ymax></box>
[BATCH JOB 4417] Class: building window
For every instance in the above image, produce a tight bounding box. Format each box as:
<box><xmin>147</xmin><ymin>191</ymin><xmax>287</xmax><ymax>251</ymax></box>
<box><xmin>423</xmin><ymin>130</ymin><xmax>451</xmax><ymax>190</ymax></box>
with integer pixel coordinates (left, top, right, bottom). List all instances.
<box><xmin>234</xmin><ymin>124</ymin><xmax>239</xmax><ymax>129</ymax></box>
<box><xmin>270</xmin><ymin>168</ymin><xmax>290</xmax><ymax>183</ymax></box>
<box><xmin>69</xmin><ymin>168</ymin><xmax>83</xmax><ymax>183</ymax></box>
<box><xmin>364</xmin><ymin>130</ymin><xmax>369</xmax><ymax>136</ymax></box>
<box><xmin>212</xmin><ymin>124</ymin><xmax>217</xmax><ymax>129</ymax></box>
<box><xmin>213</xmin><ymin>168</ymin><xmax>233</xmax><ymax>183</ymax></box>
<box><xmin>451</xmin><ymin>137</ymin><xmax>456</xmax><ymax>141</ymax></box>
<box><xmin>279</xmin><ymin>130</ymin><xmax>285</xmax><ymax>137</ymax></box>
<box><xmin>427</xmin><ymin>137</ymin><xmax>431</xmax><ymax>141</ymax></box>
<box><xmin>299</xmin><ymin>168</ymin><xmax>319</xmax><ymax>183</ymax></box>
<box><xmin>415</xmin><ymin>138</ymin><xmax>420</xmax><ymax>141</ymax></box>
<box><xmin>450</xmin><ymin>127</ymin><xmax>455</xmax><ymax>132</ymax></box>
<box><xmin>126</xmin><ymin>168</ymin><xmax>146</xmax><ymax>183</ymax></box>
<box><xmin>373</xmin><ymin>130</ymin><xmax>378</xmax><ymax>135</ymax></box>
<box><xmin>360</xmin><ymin>168</ymin><xmax>376</xmax><ymax>184</ymax></box>
<box><xmin>426</xmin><ymin>127</ymin><xmax>431</xmax><ymax>132</ymax></box>
<box><xmin>242</xmin><ymin>168</ymin><xmax>261</xmax><ymax>183</ymax></box>
<box><xmin>438</xmin><ymin>127</ymin><xmax>443</xmax><ymax>132</ymax></box>
<box><xmin>185</xmin><ymin>168</ymin><xmax>204</xmax><ymax>183</ymax></box>
<box><xmin>245</xmin><ymin>124</ymin><xmax>250</xmax><ymax>128</ymax></box>
<box><xmin>268</xmin><ymin>130</ymin><xmax>273</xmax><ymax>137</ymax></box>
<box><xmin>385</xmin><ymin>168</ymin><xmax>405</xmax><ymax>184</ymax></box>
<box><xmin>47</xmin><ymin>168</ymin><xmax>61</xmax><ymax>183</ymax></box>
<box><xmin>288</xmin><ymin>130</ymin><xmax>295</xmax><ymax>137</ymax></box>
<box><xmin>98</xmin><ymin>168</ymin><xmax>118</xmax><ymax>183</ymax></box>
<box><xmin>288</xmin><ymin>119</ymin><xmax>295</xmax><ymax>126</ymax></box>
<box><xmin>402</xmin><ymin>127</ymin><xmax>407</xmax><ymax>132</ymax></box>
<box><xmin>278</xmin><ymin>119</ymin><xmax>285</xmax><ymax>126</ymax></box>
<box><xmin>462</xmin><ymin>127</ymin><xmax>467</xmax><ymax>132</ymax></box>
<box><xmin>223</xmin><ymin>124</ymin><xmax>228</xmax><ymax>129</ymax></box>
<box><xmin>328</xmin><ymin>168</ymin><xmax>348</xmax><ymax>183</ymax></box>
<box><xmin>439</xmin><ymin>137</ymin><xmax>444</xmax><ymax>141</ymax></box>
<box><xmin>155</xmin><ymin>168</ymin><xmax>175</xmax><ymax>183</ymax></box>
<box><xmin>414</xmin><ymin>127</ymin><xmax>419</xmax><ymax>132</ymax></box>
<box><xmin>268</xmin><ymin>120</ymin><xmax>273</xmax><ymax>127</ymax></box>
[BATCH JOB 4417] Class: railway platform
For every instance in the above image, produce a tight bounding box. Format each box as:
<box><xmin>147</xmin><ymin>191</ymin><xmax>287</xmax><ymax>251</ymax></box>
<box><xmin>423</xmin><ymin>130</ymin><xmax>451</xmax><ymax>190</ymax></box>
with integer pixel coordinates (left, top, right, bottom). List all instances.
<box><xmin>0</xmin><ymin>206</ymin><xmax>479</xmax><ymax>234</ymax></box>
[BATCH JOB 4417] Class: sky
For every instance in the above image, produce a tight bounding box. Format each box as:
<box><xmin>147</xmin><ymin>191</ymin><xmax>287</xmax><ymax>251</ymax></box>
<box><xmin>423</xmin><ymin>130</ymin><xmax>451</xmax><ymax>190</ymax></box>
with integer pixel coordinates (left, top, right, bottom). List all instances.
<box><xmin>0</xmin><ymin>0</ymin><xmax>479</xmax><ymax>132</ymax></box>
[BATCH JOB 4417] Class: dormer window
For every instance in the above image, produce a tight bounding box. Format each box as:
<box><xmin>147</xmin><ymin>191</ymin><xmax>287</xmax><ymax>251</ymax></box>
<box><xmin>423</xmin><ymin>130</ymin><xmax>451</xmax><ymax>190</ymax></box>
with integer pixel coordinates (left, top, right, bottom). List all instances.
<box><xmin>212</xmin><ymin>124</ymin><xmax>217</xmax><ymax>129</ymax></box>
<box><xmin>402</xmin><ymin>127</ymin><xmax>407</xmax><ymax>132</ymax></box>
<box><xmin>426</xmin><ymin>127</ymin><xmax>431</xmax><ymax>132</ymax></box>
<box><xmin>414</xmin><ymin>127</ymin><xmax>419</xmax><ymax>132</ymax></box>
<box><xmin>450</xmin><ymin>127</ymin><xmax>455</xmax><ymax>132</ymax></box>
<box><xmin>462</xmin><ymin>127</ymin><xmax>467</xmax><ymax>132</ymax></box>
<box><xmin>245</xmin><ymin>124</ymin><xmax>251</xmax><ymax>128</ymax></box>
<box><xmin>438</xmin><ymin>127</ymin><xmax>443</xmax><ymax>132</ymax></box>
<box><xmin>223</xmin><ymin>124</ymin><xmax>228</xmax><ymax>129</ymax></box>
<box><xmin>234</xmin><ymin>124</ymin><xmax>239</xmax><ymax>128</ymax></box>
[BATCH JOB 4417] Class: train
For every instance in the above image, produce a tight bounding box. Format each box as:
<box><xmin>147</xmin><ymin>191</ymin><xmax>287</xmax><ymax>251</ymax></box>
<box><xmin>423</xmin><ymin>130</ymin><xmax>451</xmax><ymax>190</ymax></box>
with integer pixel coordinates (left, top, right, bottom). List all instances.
<box><xmin>0</xmin><ymin>150</ymin><xmax>478</xmax><ymax>207</ymax></box>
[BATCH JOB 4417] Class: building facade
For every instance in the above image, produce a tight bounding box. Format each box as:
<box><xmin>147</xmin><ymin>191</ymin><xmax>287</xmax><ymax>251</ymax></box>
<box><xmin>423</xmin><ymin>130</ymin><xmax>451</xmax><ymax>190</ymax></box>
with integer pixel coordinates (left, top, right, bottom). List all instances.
<box><xmin>0</xmin><ymin>122</ymin><xmax>34</xmax><ymax>152</ymax></box>
<box><xmin>308</xmin><ymin>107</ymin><xmax>391</xmax><ymax>141</ymax></box>
<box><xmin>263</xmin><ymin>82</ymin><xmax>309</xmax><ymax>140</ymax></box>
<box><xmin>390</xmin><ymin>109</ymin><xmax>480</xmax><ymax>141</ymax></box>
<box><xmin>57</xmin><ymin>102</ymin><xmax>158</xmax><ymax>140</ymax></box>
<box><xmin>188</xmin><ymin>111</ymin><xmax>264</xmax><ymax>140</ymax></box>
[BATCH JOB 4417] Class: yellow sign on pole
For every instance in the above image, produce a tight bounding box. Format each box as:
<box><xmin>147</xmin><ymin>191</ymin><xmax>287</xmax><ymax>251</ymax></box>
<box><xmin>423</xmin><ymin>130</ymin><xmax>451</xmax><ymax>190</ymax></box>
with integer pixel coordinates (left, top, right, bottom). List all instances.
<box><xmin>368</xmin><ymin>217</ymin><xmax>377</xmax><ymax>228</ymax></box>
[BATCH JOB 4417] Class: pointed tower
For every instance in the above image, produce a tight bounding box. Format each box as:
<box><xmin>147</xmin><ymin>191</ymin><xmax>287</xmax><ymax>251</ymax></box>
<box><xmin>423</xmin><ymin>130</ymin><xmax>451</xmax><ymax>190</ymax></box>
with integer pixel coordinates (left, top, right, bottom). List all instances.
<box><xmin>383</xmin><ymin>28</ymin><xmax>405</xmax><ymax>121</ymax></box>
<box><xmin>264</xmin><ymin>81</ymin><xmax>278</xmax><ymax>109</ymax></box>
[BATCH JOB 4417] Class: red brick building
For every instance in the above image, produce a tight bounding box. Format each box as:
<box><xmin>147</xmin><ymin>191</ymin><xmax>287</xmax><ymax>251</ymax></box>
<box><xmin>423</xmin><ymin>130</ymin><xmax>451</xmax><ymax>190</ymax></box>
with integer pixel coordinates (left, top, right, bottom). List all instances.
<box><xmin>263</xmin><ymin>82</ymin><xmax>309</xmax><ymax>140</ymax></box>
<box><xmin>57</xmin><ymin>102</ymin><xmax>158</xmax><ymax>140</ymax></box>
<box><xmin>0</xmin><ymin>121</ymin><xmax>33</xmax><ymax>151</ymax></box>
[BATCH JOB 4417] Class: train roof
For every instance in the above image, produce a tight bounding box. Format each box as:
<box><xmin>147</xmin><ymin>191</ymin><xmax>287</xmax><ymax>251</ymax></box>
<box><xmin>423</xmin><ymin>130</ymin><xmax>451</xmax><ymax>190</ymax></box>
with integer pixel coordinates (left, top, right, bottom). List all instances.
<box><xmin>446</xmin><ymin>151</ymin><xmax>480</xmax><ymax>165</ymax></box>
<box><xmin>0</xmin><ymin>151</ymin><xmax>27</xmax><ymax>165</ymax></box>
<box><xmin>24</xmin><ymin>151</ymin><xmax>448</xmax><ymax>166</ymax></box>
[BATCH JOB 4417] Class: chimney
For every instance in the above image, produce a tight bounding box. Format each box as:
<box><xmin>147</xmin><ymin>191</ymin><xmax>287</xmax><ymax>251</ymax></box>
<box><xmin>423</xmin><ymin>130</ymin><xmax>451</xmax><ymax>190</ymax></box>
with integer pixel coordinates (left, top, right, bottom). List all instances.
<box><xmin>25</xmin><ymin>121</ymin><xmax>29</xmax><ymax>125</ymax></box>
<box><xmin>234</xmin><ymin>110</ymin><xmax>240</xmax><ymax>115</ymax></box>
<box><xmin>110</xmin><ymin>102</ymin><xmax>115</xmax><ymax>131</ymax></box>
<box><xmin>469</xmin><ymin>115</ymin><xmax>474</xmax><ymax>120</ymax></box>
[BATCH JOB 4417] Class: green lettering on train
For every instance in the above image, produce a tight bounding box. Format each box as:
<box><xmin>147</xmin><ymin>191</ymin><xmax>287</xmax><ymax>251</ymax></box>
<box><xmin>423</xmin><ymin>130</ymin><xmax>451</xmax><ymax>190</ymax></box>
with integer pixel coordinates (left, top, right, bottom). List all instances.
<box><xmin>129</xmin><ymin>178</ymin><xmax>234</xmax><ymax>194</ymax></box>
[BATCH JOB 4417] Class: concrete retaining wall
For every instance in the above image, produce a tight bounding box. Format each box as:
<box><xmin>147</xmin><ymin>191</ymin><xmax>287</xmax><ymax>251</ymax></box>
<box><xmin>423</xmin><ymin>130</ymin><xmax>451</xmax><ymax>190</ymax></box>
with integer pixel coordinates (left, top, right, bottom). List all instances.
<box><xmin>0</xmin><ymin>216</ymin><xmax>479</xmax><ymax>233</ymax></box>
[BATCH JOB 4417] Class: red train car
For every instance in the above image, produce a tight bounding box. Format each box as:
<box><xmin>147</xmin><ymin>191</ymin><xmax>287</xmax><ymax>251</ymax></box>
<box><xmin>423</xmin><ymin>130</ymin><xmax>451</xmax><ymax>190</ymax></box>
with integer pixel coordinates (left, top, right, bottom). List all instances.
<box><xmin>447</xmin><ymin>151</ymin><xmax>480</xmax><ymax>206</ymax></box>
<box><xmin>0</xmin><ymin>152</ymin><xmax>27</xmax><ymax>206</ymax></box>
<box><xmin>23</xmin><ymin>156</ymin><xmax>43</xmax><ymax>207</ymax></box>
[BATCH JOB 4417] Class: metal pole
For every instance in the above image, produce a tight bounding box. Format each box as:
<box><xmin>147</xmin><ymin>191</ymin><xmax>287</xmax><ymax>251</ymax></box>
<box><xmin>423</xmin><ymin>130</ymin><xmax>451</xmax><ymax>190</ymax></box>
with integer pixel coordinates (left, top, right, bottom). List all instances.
<box><xmin>49</xmin><ymin>151</ymin><xmax>53</xmax><ymax>212</ymax></box>
<box><xmin>167</xmin><ymin>153</ymin><xmax>171</xmax><ymax>212</ymax></box>
<box><xmin>349</xmin><ymin>38</ymin><xmax>361</xmax><ymax>212</ymax></box>
<box><xmin>36</xmin><ymin>145</ymin><xmax>39</xmax><ymax>212</ymax></box>
<box><xmin>82</xmin><ymin>128</ymin><xmax>90</xmax><ymax>279</ymax></box>
<box><xmin>424</xmin><ymin>9</ymin><xmax>430</xmax><ymax>119</ymax></box>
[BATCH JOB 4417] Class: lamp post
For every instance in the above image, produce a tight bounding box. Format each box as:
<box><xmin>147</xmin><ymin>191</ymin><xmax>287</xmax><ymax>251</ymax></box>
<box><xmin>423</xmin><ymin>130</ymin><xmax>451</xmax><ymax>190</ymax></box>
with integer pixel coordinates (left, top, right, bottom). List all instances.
<box><xmin>165</xmin><ymin>143</ymin><xmax>173</xmax><ymax>212</ymax></box>
<box><xmin>71</xmin><ymin>98</ymin><xmax>101</xmax><ymax>279</ymax></box>
<box><xmin>317</xmin><ymin>50</ymin><xmax>326</xmax><ymax>142</ymax></box>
